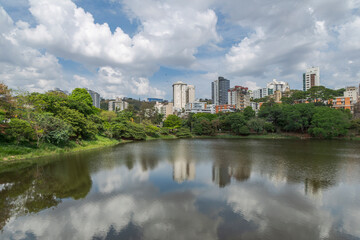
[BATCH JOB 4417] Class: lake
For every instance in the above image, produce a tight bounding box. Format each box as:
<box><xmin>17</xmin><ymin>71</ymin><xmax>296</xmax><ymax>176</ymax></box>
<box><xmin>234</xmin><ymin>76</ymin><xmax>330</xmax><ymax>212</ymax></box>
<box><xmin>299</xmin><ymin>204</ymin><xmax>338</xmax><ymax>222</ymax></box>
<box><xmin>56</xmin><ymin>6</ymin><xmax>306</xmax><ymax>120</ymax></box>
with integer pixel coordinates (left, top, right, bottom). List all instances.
<box><xmin>0</xmin><ymin>139</ymin><xmax>360</xmax><ymax>240</ymax></box>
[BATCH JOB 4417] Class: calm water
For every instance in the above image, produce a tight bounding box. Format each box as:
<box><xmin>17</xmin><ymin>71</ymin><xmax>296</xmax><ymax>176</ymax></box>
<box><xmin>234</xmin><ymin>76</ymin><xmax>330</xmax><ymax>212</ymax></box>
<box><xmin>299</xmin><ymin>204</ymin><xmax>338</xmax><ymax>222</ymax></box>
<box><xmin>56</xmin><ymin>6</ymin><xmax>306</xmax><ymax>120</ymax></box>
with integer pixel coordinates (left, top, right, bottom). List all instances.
<box><xmin>1</xmin><ymin>139</ymin><xmax>360</xmax><ymax>240</ymax></box>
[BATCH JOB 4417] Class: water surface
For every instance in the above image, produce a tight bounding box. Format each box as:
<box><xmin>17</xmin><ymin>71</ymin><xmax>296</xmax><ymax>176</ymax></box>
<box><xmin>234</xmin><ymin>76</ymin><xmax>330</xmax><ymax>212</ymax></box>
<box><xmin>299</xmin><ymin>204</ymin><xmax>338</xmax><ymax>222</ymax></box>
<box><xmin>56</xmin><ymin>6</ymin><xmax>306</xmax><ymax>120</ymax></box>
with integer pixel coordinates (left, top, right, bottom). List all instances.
<box><xmin>1</xmin><ymin>139</ymin><xmax>360</xmax><ymax>240</ymax></box>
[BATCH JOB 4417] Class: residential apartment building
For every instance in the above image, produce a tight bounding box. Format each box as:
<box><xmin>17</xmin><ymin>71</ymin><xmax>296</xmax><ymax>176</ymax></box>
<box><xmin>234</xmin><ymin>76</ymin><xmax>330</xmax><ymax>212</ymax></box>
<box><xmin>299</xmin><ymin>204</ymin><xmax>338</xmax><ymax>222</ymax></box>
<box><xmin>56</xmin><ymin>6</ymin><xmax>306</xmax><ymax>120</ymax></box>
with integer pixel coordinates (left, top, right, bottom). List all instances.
<box><xmin>303</xmin><ymin>67</ymin><xmax>320</xmax><ymax>91</ymax></box>
<box><xmin>155</xmin><ymin>102</ymin><xmax>174</xmax><ymax>118</ymax></box>
<box><xmin>228</xmin><ymin>86</ymin><xmax>250</xmax><ymax>111</ymax></box>
<box><xmin>185</xmin><ymin>102</ymin><xmax>215</xmax><ymax>114</ymax></box>
<box><xmin>344</xmin><ymin>86</ymin><xmax>359</xmax><ymax>103</ymax></box>
<box><xmin>173</xmin><ymin>81</ymin><xmax>195</xmax><ymax>110</ymax></box>
<box><xmin>186</xmin><ymin>85</ymin><xmax>195</xmax><ymax>104</ymax></box>
<box><xmin>252</xmin><ymin>79</ymin><xmax>290</xmax><ymax>100</ymax></box>
<box><xmin>108</xmin><ymin>97</ymin><xmax>128</xmax><ymax>112</ymax></box>
<box><xmin>215</xmin><ymin>104</ymin><xmax>236</xmax><ymax>113</ymax></box>
<box><xmin>331</xmin><ymin>97</ymin><xmax>354</xmax><ymax>112</ymax></box>
<box><xmin>212</xmin><ymin>77</ymin><xmax>230</xmax><ymax>105</ymax></box>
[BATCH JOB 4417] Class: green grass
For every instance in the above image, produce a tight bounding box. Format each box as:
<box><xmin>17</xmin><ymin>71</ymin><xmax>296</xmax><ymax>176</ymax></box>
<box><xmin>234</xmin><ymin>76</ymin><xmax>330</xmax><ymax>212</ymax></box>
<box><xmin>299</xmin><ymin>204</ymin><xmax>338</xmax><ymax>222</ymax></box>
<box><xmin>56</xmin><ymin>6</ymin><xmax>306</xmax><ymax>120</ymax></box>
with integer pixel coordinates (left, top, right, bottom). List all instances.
<box><xmin>0</xmin><ymin>135</ymin><xmax>122</xmax><ymax>161</ymax></box>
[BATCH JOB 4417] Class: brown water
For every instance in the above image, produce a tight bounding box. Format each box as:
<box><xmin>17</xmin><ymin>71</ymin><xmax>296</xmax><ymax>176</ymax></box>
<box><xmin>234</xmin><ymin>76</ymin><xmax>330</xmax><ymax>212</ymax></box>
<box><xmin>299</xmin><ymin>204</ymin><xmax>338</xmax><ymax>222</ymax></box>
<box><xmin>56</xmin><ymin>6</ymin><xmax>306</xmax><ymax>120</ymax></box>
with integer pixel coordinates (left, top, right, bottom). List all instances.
<box><xmin>0</xmin><ymin>139</ymin><xmax>360</xmax><ymax>240</ymax></box>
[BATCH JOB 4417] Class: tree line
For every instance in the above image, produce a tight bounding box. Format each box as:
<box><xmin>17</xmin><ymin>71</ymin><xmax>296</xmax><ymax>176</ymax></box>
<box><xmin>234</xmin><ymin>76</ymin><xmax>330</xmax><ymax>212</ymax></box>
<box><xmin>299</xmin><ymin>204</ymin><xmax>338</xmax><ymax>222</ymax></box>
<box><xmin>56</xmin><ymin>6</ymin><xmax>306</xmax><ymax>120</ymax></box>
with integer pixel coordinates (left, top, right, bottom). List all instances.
<box><xmin>1</xmin><ymin>83</ymin><xmax>360</xmax><ymax>150</ymax></box>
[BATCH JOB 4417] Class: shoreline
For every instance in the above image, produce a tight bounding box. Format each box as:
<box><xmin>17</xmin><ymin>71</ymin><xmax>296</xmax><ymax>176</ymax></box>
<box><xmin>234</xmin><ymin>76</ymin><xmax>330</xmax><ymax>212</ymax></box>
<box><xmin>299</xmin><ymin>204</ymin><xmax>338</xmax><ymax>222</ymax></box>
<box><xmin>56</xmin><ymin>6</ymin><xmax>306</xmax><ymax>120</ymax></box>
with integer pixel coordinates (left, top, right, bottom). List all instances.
<box><xmin>1</xmin><ymin>133</ymin><xmax>359</xmax><ymax>164</ymax></box>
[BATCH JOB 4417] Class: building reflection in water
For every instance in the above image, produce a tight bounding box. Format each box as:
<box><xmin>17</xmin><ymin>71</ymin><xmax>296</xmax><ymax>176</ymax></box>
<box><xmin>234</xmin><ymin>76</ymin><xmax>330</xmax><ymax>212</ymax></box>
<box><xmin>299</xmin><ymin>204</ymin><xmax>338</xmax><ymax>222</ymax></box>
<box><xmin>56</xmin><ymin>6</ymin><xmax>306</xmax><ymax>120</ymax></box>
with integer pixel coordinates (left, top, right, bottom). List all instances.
<box><xmin>173</xmin><ymin>159</ymin><xmax>195</xmax><ymax>183</ymax></box>
<box><xmin>212</xmin><ymin>164</ymin><xmax>231</xmax><ymax>188</ymax></box>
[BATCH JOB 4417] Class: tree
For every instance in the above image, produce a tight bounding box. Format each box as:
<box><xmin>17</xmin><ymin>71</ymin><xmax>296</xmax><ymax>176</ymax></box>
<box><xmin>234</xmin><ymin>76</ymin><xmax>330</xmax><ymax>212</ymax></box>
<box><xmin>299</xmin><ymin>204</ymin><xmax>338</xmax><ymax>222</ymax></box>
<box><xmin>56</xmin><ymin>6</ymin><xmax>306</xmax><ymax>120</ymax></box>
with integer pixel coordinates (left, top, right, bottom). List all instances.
<box><xmin>193</xmin><ymin>117</ymin><xmax>216</xmax><ymax>136</ymax></box>
<box><xmin>6</xmin><ymin>118</ymin><xmax>35</xmax><ymax>144</ymax></box>
<box><xmin>175</xmin><ymin>127</ymin><xmax>192</xmax><ymax>138</ymax></box>
<box><xmin>68</xmin><ymin>88</ymin><xmax>93</xmax><ymax>107</ymax></box>
<box><xmin>243</xmin><ymin>106</ymin><xmax>255</xmax><ymax>120</ymax></box>
<box><xmin>308</xmin><ymin>107</ymin><xmax>350</xmax><ymax>139</ymax></box>
<box><xmin>0</xmin><ymin>83</ymin><xmax>15</xmax><ymax>118</ymax></box>
<box><xmin>247</xmin><ymin>118</ymin><xmax>265</xmax><ymax>134</ymax></box>
<box><xmin>164</xmin><ymin>115</ymin><xmax>182</xmax><ymax>129</ymax></box>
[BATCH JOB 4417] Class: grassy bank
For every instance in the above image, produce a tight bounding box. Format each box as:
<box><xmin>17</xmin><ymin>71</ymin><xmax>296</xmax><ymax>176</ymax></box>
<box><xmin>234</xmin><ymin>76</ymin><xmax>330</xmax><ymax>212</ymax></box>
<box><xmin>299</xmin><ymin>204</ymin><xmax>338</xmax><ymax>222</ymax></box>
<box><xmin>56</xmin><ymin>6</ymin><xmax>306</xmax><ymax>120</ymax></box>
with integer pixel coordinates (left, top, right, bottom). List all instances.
<box><xmin>193</xmin><ymin>133</ymin><xmax>301</xmax><ymax>140</ymax></box>
<box><xmin>0</xmin><ymin>135</ymin><xmax>123</xmax><ymax>161</ymax></box>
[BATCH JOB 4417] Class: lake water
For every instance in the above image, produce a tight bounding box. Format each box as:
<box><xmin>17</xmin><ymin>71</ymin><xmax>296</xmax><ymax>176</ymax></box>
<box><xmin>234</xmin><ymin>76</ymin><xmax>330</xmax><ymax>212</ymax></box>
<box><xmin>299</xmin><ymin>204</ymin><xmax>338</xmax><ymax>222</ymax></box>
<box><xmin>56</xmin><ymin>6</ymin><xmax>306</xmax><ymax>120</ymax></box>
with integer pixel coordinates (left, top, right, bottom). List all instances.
<box><xmin>1</xmin><ymin>139</ymin><xmax>360</xmax><ymax>240</ymax></box>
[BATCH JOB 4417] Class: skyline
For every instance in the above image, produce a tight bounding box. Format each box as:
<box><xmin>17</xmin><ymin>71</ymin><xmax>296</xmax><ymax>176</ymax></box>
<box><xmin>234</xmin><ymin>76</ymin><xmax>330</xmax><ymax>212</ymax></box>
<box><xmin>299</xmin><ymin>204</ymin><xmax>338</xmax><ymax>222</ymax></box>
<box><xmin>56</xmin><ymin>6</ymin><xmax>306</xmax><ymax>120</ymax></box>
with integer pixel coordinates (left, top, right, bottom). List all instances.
<box><xmin>0</xmin><ymin>0</ymin><xmax>359</xmax><ymax>100</ymax></box>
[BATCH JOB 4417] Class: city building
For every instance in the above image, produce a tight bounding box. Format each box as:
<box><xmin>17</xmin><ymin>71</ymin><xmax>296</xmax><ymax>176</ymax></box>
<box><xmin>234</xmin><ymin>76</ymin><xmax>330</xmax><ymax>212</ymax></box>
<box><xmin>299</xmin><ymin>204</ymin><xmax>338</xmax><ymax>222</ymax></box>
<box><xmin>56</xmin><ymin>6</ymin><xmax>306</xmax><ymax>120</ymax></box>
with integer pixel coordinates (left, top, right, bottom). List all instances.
<box><xmin>186</xmin><ymin>85</ymin><xmax>195</xmax><ymax>104</ymax></box>
<box><xmin>303</xmin><ymin>67</ymin><xmax>320</xmax><ymax>91</ymax></box>
<box><xmin>215</xmin><ymin>104</ymin><xmax>236</xmax><ymax>113</ymax></box>
<box><xmin>252</xmin><ymin>79</ymin><xmax>290</xmax><ymax>100</ymax></box>
<box><xmin>331</xmin><ymin>97</ymin><xmax>354</xmax><ymax>112</ymax></box>
<box><xmin>147</xmin><ymin>98</ymin><xmax>164</xmax><ymax>102</ymax></box>
<box><xmin>86</xmin><ymin>89</ymin><xmax>100</xmax><ymax>108</ymax></box>
<box><xmin>108</xmin><ymin>97</ymin><xmax>128</xmax><ymax>112</ymax></box>
<box><xmin>267</xmin><ymin>79</ymin><xmax>290</xmax><ymax>94</ymax></box>
<box><xmin>185</xmin><ymin>102</ymin><xmax>215</xmax><ymax>114</ymax></box>
<box><xmin>212</xmin><ymin>76</ymin><xmax>230</xmax><ymax>105</ymax></box>
<box><xmin>228</xmin><ymin>86</ymin><xmax>250</xmax><ymax>110</ymax></box>
<box><xmin>173</xmin><ymin>81</ymin><xmax>195</xmax><ymax>110</ymax></box>
<box><xmin>155</xmin><ymin>102</ymin><xmax>174</xmax><ymax>118</ymax></box>
<box><xmin>344</xmin><ymin>86</ymin><xmax>359</xmax><ymax>103</ymax></box>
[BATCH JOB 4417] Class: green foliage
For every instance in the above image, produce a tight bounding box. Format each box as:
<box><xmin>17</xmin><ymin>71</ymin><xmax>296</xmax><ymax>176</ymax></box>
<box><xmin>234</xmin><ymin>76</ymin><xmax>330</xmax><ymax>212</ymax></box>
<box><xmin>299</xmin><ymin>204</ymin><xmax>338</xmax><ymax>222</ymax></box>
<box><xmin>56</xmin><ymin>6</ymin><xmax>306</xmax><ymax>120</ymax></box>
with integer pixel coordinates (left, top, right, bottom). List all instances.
<box><xmin>6</xmin><ymin>118</ymin><xmax>35</xmax><ymax>144</ymax></box>
<box><xmin>164</xmin><ymin>115</ymin><xmax>182</xmax><ymax>129</ymax></box>
<box><xmin>193</xmin><ymin>117</ymin><xmax>216</xmax><ymax>136</ymax></box>
<box><xmin>192</xmin><ymin>113</ymin><xmax>218</xmax><ymax>122</ymax></box>
<box><xmin>100</xmin><ymin>111</ymin><xmax>117</xmax><ymax>122</ymax></box>
<box><xmin>57</xmin><ymin>107</ymin><xmax>97</xmax><ymax>140</ymax></box>
<box><xmin>111</xmin><ymin>122</ymin><xmax>146</xmax><ymax>140</ymax></box>
<box><xmin>243</xmin><ymin>106</ymin><xmax>255</xmax><ymax>120</ymax></box>
<box><xmin>247</xmin><ymin>118</ymin><xmax>265</xmax><ymax>134</ymax></box>
<box><xmin>68</xmin><ymin>88</ymin><xmax>93</xmax><ymax>107</ymax></box>
<box><xmin>238</xmin><ymin>125</ymin><xmax>250</xmax><ymax>135</ymax></box>
<box><xmin>144</xmin><ymin>124</ymin><xmax>161</xmax><ymax>138</ymax></box>
<box><xmin>222</xmin><ymin>113</ymin><xmax>247</xmax><ymax>134</ymax></box>
<box><xmin>160</xmin><ymin>127</ymin><xmax>170</xmax><ymax>135</ymax></box>
<box><xmin>30</xmin><ymin>113</ymin><xmax>72</xmax><ymax>146</ymax></box>
<box><xmin>264</xmin><ymin>122</ymin><xmax>275</xmax><ymax>133</ymax></box>
<box><xmin>308</xmin><ymin>107</ymin><xmax>350</xmax><ymax>139</ymax></box>
<box><xmin>175</xmin><ymin>127</ymin><xmax>192</xmax><ymax>138</ymax></box>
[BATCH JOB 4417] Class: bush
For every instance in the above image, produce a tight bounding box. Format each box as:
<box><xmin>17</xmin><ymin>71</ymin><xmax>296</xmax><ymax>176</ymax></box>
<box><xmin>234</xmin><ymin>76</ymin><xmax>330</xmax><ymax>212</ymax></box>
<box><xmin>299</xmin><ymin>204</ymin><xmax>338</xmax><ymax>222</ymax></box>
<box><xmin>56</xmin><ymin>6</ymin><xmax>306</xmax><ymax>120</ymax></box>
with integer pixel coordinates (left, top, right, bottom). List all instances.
<box><xmin>160</xmin><ymin>127</ymin><xmax>170</xmax><ymax>135</ymax></box>
<box><xmin>247</xmin><ymin>118</ymin><xmax>265</xmax><ymax>134</ymax></box>
<box><xmin>264</xmin><ymin>122</ymin><xmax>275</xmax><ymax>133</ymax></box>
<box><xmin>238</xmin><ymin>125</ymin><xmax>250</xmax><ymax>136</ymax></box>
<box><xmin>111</xmin><ymin>122</ymin><xmax>146</xmax><ymax>140</ymax></box>
<box><xmin>31</xmin><ymin>113</ymin><xmax>72</xmax><ymax>146</ymax></box>
<box><xmin>144</xmin><ymin>124</ymin><xmax>160</xmax><ymax>138</ymax></box>
<box><xmin>176</xmin><ymin>128</ymin><xmax>192</xmax><ymax>138</ymax></box>
<box><xmin>193</xmin><ymin>117</ymin><xmax>216</xmax><ymax>136</ymax></box>
<box><xmin>6</xmin><ymin>118</ymin><xmax>35</xmax><ymax>144</ymax></box>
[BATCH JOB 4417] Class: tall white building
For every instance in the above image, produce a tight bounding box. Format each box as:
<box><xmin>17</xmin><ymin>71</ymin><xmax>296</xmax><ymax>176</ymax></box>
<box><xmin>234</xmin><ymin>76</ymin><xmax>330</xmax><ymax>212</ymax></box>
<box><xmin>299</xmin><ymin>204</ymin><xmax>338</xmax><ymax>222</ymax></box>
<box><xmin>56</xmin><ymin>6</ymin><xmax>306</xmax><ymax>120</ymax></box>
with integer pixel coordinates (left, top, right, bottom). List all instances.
<box><xmin>86</xmin><ymin>89</ymin><xmax>100</xmax><ymax>108</ymax></box>
<box><xmin>173</xmin><ymin>81</ymin><xmax>195</xmax><ymax>110</ymax></box>
<box><xmin>228</xmin><ymin>86</ymin><xmax>250</xmax><ymax>110</ymax></box>
<box><xmin>267</xmin><ymin>79</ymin><xmax>290</xmax><ymax>94</ymax></box>
<box><xmin>186</xmin><ymin>85</ymin><xmax>195</xmax><ymax>104</ymax></box>
<box><xmin>303</xmin><ymin>67</ymin><xmax>320</xmax><ymax>91</ymax></box>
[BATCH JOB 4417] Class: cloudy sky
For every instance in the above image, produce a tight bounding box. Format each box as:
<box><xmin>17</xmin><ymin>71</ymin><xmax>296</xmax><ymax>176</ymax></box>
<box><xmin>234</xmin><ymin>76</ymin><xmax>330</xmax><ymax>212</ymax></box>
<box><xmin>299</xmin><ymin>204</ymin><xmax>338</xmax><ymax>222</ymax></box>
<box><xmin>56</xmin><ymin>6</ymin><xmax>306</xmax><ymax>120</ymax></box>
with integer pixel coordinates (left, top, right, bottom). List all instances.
<box><xmin>0</xmin><ymin>0</ymin><xmax>359</xmax><ymax>100</ymax></box>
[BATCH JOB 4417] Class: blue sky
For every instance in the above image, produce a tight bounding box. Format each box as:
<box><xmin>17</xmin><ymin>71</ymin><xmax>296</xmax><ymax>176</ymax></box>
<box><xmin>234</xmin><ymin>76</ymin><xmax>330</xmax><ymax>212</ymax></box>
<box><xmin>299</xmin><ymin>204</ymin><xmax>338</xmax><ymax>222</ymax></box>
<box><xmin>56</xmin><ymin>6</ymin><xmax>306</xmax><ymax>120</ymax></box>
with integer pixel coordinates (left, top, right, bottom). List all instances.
<box><xmin>0</xmin><ymin>0</ymin><xmax>359</xmax><ymax>100</ymax></box>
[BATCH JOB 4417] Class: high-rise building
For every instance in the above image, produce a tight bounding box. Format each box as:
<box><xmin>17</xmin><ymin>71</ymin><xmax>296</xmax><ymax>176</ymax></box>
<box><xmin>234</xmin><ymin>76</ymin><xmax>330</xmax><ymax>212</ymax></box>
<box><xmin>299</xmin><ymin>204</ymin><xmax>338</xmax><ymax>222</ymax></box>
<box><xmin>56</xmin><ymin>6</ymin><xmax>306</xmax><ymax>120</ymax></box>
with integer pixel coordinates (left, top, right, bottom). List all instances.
<box><xmin>186</xmin><ymin>85</ymin><xmax>195</xmax><ymax>104</ymax></box>
<box><xmin>212</xmin><ymin>77</ymin><xmax>230</xmax><ymax>105</ymax></box>
<box><xmin>228</xmin><ymin>86</ymin><xmax>250</xmax><ymax>111</ymax></box>
<box><xmin>173</xmin><ymin>81</ymin><xmax>195</xmax><ymax>110</ymax></box>
<box><xmin>86</xmin><ymin>89</ymin><xmax>100</xmax><ymax>108</ymax></box>
<box><xmin>303</xmin><ymin>67</ymin><xmax>320</xmax><ymax>91</ymax></box>
<box><xmin>344</xmin><ymin>86</ymin><xmax>359</xmax><ymax>103</ymax></box>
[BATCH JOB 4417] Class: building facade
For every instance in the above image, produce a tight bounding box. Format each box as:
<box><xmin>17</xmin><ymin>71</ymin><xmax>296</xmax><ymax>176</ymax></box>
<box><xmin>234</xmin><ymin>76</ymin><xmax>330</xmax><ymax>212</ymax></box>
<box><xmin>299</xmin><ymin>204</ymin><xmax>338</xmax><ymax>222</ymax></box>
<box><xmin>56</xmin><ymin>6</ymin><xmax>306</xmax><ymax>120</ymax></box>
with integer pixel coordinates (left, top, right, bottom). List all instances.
<box><xmin>86</xmin><ymin>89</ymin><xmax>100</xmax><ymax>108</ymax></box>
<box><xmin>185</xmin><ymin>102</ymin><xmax>215</xmax><ymax>114</ymax></box>
<box><xmin>147</xmin><ymin>98</ymin><xmax>164</xmax><ymax>102</ymax></box>
<box><xmin>215</xmin><ymin>104</ymin><xmax>236</xmax><ymax>113</ymax></box>
<box><xmin>228</xmin><ymin>86</ymin><xmax>250</xmax><ymax>110</ymax></box>
<box><xmin>212</xmin><ymin>77</ymin><xmax>230</xmax><ymax>105</ymax></box>
<box><xmin>303</xmin><ymin>67</ymin><xmax>320</xmax><ymax>91</ymax></box>
<box><xmin>155</xmin><ymin>102</ymin><xmax>174</xmax><ymax>118</ymax></box>
<box><xmin>344</xmin><ymin>86</ymin><xmax>359</xmax><ymax>103</ymax></box>
<box><xmin>173</xmin><ymin>81</ymin><xmax>195</xmax><ymax>110</ymax></box>
<box><xmin>108</xmin><ymin>97</ymin><xmax>128</xmax><ymax>112</ymax></box>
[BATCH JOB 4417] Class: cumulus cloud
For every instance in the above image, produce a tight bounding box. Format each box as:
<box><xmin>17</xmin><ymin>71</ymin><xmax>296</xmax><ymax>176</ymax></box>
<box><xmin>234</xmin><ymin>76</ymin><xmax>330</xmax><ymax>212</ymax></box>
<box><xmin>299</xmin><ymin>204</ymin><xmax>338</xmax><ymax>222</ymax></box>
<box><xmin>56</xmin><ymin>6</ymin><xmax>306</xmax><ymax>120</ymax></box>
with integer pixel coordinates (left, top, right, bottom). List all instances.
<box><xmin>0</xmin><ymin>6</ymin><xmax>62</xmax><ymax>93</ymax></box>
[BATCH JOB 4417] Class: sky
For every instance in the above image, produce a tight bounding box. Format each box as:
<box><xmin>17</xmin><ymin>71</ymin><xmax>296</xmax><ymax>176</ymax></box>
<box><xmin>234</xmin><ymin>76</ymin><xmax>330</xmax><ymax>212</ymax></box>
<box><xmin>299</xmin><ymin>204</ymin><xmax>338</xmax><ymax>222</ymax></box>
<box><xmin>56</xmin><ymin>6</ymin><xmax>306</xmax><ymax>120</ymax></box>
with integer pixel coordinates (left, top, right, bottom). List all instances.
<box><xmin>0</xmin><ymin>0</ymin><xmax>360</xmax><ymax>100</ymax></box>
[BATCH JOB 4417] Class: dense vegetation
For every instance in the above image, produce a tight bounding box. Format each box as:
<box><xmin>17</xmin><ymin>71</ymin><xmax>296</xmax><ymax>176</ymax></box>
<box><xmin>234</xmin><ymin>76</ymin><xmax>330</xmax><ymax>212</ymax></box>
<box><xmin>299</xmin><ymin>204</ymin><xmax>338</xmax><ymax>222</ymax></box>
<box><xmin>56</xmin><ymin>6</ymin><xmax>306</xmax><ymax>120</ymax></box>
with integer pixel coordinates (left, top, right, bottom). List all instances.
<box><xmin>1</xmin><ymin>83</ymin><xmax>360</xmax><ymax>160</ymax></box>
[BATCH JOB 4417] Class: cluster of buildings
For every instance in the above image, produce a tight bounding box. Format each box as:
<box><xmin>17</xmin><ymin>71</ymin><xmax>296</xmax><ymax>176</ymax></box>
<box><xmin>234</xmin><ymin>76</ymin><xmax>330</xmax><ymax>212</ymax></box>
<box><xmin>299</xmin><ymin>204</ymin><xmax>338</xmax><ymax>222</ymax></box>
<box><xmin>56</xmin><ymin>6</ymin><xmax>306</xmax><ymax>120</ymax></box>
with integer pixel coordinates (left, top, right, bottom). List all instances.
<box><xmin>50</xmin><ymin>66</ymin><xmax>359</xmax><ymax>117</ymax></box>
